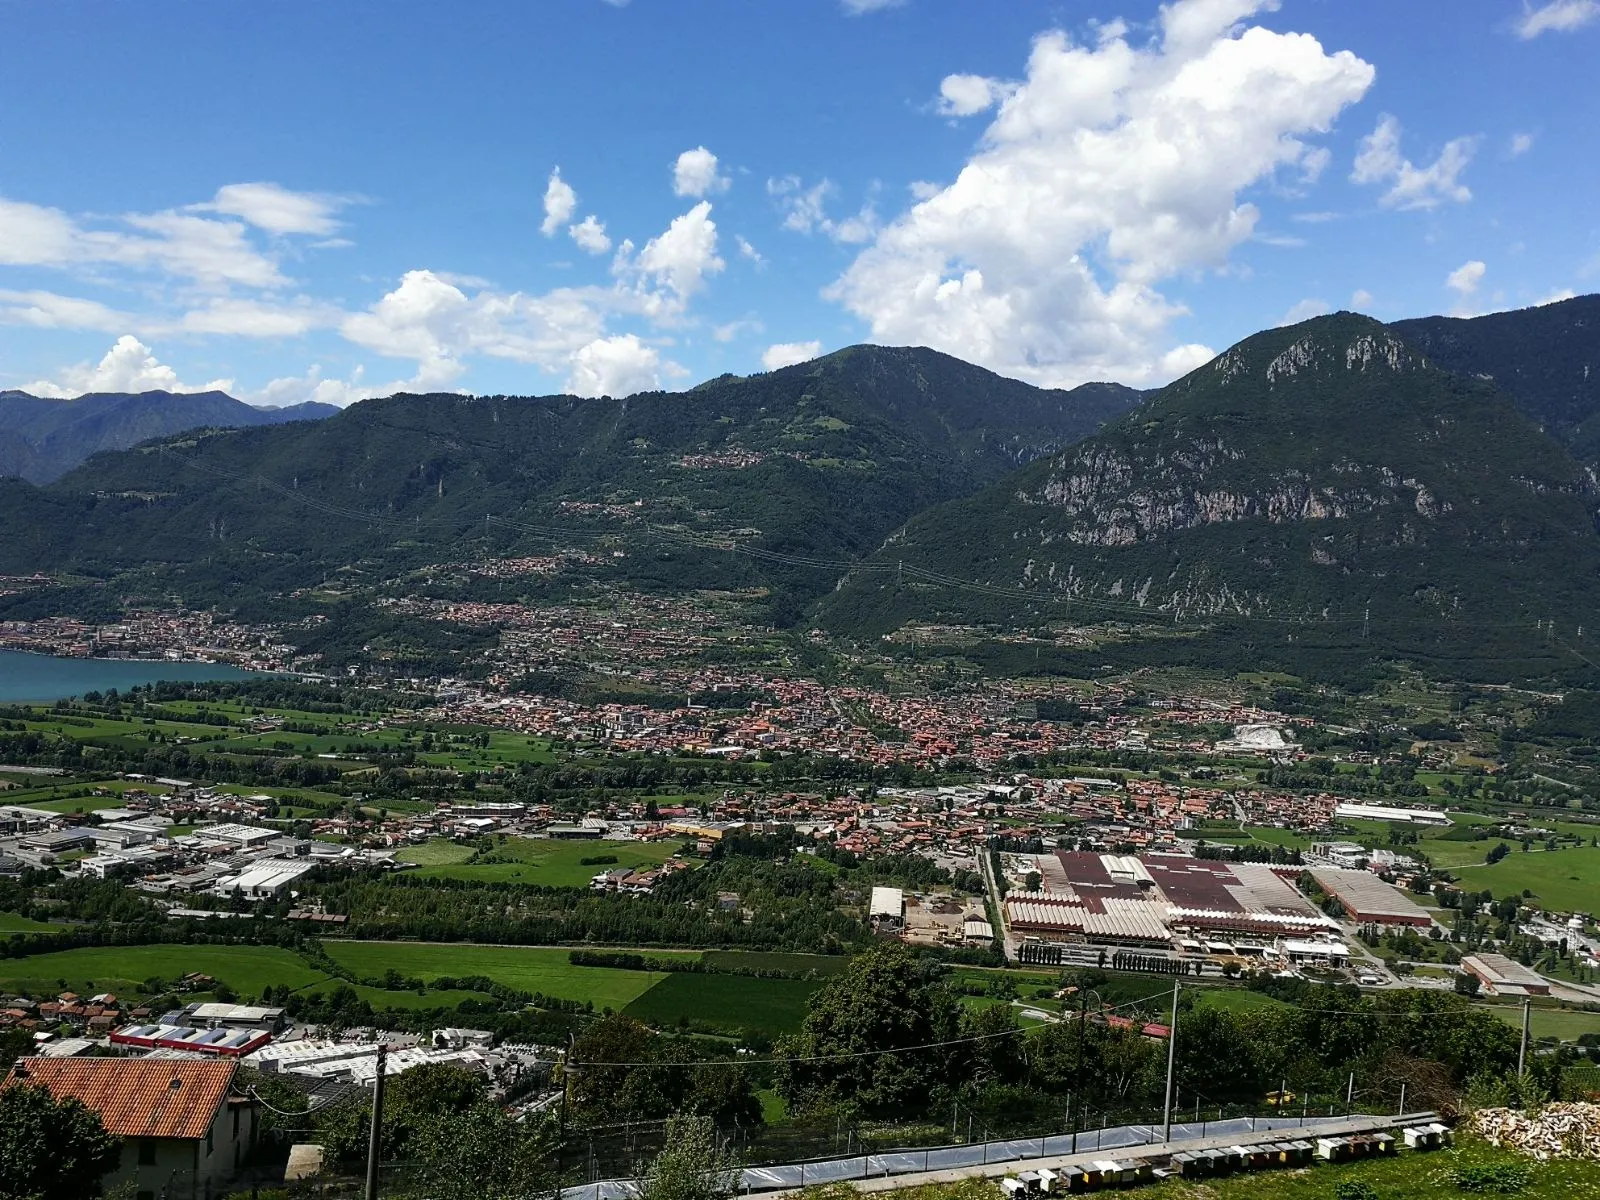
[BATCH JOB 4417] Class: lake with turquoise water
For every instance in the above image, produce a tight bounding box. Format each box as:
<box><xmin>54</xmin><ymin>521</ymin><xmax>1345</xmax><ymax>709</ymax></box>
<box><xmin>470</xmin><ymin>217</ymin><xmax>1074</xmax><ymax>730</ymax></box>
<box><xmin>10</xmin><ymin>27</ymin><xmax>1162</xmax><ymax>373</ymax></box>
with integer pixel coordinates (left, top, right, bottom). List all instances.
<box><xmin>0</xmin><ymin>650</ymin><xmax>255</xmax><ymax>702</ymax></box>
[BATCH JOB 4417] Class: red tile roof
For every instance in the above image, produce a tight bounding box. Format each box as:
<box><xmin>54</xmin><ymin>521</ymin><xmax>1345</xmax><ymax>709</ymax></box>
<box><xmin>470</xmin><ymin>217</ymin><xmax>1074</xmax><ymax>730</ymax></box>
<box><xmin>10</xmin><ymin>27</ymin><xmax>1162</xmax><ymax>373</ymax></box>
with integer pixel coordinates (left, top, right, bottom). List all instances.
<box><xmin>3</xmin><ymin>1057</ymin><xmax>236</xmax><ymax>1139</ymax></box>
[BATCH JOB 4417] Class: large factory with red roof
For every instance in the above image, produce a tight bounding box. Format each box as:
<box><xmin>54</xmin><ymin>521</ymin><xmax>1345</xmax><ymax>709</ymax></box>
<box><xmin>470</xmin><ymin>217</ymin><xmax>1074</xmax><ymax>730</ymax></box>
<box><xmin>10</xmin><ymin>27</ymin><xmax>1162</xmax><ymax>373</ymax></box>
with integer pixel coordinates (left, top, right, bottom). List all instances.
<box><xmin>1004</xmin><ymin>851</ymin><xmax>1419</xmax><ymax>954</ymax></box>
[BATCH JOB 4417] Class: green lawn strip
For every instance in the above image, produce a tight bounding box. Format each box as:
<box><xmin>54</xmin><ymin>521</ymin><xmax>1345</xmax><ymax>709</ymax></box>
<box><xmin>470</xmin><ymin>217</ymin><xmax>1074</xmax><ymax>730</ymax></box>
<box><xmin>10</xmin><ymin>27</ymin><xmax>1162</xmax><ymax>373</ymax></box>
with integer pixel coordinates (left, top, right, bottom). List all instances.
<box><xmin>621</xmin><ymin>971</ymin><xmax>824</xmax><ymax>1035</ymax></box>
<box><xmin>411</xmin><ymin>837</ymin><xmax>682</xmax><ymax>888</ymax></box>
<box><xmin>0</xmin><ymin>912</ymin><xmax>59</xmax><ymax>933</ymax></box>
<box><xmin>323</xmin><ymin>942</ymin><xmax>700</xmax><ymax>1009</ymax></box>
<box><xmin>0</xmin><ymin>944</ymin><xmax>328</xmax><ymax>999</ymax></box>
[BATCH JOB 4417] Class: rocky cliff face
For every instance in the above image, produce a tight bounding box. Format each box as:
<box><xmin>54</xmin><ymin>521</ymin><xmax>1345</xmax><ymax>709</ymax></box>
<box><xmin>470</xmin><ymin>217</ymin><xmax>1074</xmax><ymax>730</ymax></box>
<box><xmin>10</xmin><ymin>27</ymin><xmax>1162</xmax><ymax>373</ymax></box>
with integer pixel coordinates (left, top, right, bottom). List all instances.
<box><xmin>816</xmin><ymin>312</ymin><xmax>1600</xmax><ymax>640</ymax></box>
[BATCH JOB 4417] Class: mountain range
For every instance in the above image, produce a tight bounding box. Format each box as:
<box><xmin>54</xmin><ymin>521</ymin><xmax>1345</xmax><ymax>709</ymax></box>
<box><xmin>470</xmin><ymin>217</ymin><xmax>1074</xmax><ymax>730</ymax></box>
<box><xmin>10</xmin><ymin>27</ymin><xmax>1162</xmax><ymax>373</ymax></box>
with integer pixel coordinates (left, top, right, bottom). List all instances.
<box><xmin>1</xmin><ymin>296</ymin><xmax>1598</xmax><ymax>685</ymax></box>
<box><xmin>0</xmin><ymin>389</ymin><xmax>338</xmax><ymax>484</ymax></box>
<box><xmin>0</xmin><ymin>347</ymin><xmax>1138</xmax><ymax>625</ymax></box>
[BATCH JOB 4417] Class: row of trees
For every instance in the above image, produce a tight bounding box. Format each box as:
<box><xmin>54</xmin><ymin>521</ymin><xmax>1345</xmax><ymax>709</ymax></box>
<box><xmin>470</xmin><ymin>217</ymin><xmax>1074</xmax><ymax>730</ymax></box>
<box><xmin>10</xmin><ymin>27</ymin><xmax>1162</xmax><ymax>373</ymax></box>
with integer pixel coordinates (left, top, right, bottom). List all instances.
<box><xmin>774</xmin><ymin>945</ymin><xmax>1536</xmax><ymax>1128</ymax></box>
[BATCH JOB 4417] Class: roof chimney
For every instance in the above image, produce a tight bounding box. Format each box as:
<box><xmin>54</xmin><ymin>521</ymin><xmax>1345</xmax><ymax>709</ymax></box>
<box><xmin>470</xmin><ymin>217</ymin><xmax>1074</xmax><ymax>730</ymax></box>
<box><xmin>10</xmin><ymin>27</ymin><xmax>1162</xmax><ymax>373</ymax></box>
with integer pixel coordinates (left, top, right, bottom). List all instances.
<box><xmin>169</xmin><ymin>1077</ymin><xmax>182</xmax><ymax>1092</ymax></box>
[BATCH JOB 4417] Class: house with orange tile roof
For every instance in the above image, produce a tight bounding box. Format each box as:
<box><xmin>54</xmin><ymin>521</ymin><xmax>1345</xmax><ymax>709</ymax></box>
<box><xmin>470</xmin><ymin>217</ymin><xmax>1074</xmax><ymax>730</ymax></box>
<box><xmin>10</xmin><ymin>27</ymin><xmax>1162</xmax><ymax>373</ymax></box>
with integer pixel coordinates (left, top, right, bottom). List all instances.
<box><xmin>3</xmin><ymin>1056</ymin><xmax>256</xmax><ymax>1199</ymax></box>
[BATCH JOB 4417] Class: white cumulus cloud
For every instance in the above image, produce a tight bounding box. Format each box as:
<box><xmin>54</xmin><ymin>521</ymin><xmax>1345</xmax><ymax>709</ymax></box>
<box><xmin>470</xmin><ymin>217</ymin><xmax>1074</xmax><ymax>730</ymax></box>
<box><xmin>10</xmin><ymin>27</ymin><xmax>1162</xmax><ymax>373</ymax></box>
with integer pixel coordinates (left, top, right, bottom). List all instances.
<box><xmin>824</xmin><ymin>1</ymin><xmax>1374</xmax><ymax>387</ymax></box>
<box><xmin>1516</xmin><ymin>0</ymin><xmax>1599</xmax><ymax>37</ymax></box>
<box><xmin>22</xmin><ymin>335</ymin><xmax>234</xmax><ymax>398</ymax></box>
<box><xmin>540</xmin><ymin>168</ymin><xmax>578</xmax><ymax>237</ymax></box>
<box><xmin>341</xmin><ymin>268</ymin><xmax>609</xmax><ymax>387</ymax></box>
<box><xmin>631</xmin><ymin>202</ymin><xmax>725</xmax><ymax>301</ymax></box>
<box><xmin>762</xmin><ymin>341</ymin><xmax>824</xmax><ymax>371</ymax></box>
<box><xmin>1351</xmin><ymin>115</ymin><xmax>1477</xmax><ymax>211</ymax></box>
<box><xmin>1446</xmin><ymin>259</ymin><xmax>1487</xmax><ymax>296</ymax></box>
<box><xmin>569</xmin><ymin>215</ymin><xmax>612</xmax><ymax>255</ymax></box>
<box><xmin>937</xmin><ymin>74</ymin><xmax>1017</xmax><ymax>117</ymax></box>
<box><xmin>1509</xmin><ymin>132</ymin><xmax>1535</xmax><ymax>157</ymax></box>
<box><xmin>566</xmin><ymin>333</ymin><xmax>665</xmax><ymax>396</ymax></box>
<box><xmin>673</xmin><ymin>147</ymin><xmax>730</xmax><ymax>198</ymax></box>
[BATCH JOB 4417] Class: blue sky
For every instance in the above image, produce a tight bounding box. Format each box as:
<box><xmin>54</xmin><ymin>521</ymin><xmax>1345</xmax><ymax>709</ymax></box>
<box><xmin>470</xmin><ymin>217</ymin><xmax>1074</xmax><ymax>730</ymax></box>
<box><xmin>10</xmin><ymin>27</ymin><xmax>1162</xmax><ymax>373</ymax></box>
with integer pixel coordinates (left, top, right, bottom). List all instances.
<box><xmin>1</xmin><ymin>0</ymin><xmax>1596</xmax><ymax>403</ymax></box>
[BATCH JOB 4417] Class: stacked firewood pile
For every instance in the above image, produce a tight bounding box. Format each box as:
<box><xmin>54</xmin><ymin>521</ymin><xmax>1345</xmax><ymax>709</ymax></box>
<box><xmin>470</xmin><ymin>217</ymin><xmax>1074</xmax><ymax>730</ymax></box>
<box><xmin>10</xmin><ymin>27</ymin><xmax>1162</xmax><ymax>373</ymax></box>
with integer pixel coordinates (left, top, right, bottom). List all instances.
<box><xmin>1471</xmin><ymin>1103</ymin><xmax>1600</xmax><ymax>1160</ymax></box>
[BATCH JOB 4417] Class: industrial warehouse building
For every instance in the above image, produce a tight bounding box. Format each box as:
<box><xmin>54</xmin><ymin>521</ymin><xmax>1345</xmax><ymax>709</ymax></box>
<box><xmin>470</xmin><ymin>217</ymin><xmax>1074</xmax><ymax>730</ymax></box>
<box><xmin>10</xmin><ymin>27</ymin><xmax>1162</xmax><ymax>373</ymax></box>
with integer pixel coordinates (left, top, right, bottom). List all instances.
<box><xmin>1461</xmin><ymin>953</ymin><xmax>1552</xmax><ymax>997</ymax></box>
<box><xmin>1006</xmin><ymin>852</ymin><xmax>1345</xmax><ymax>950</ymax></box>
<box><xmin>1307</xmin><ymin>867</ymin><xmax>1434</xmax><ymax>927</ymax></box>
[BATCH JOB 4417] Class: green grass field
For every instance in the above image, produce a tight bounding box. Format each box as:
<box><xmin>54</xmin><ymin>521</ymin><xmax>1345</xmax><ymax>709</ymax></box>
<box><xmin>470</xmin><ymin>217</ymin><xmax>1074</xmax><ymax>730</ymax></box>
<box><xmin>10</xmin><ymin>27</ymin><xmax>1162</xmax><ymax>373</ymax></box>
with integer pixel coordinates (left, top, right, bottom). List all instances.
<box><xmin>322</xmin><ymin>942</ymin><xmax>700</xmax><ymax>1009</ymax></box>
<box><xmin>622</xmin><ymin>971</ymin><xmax>823</xmax><ymax>1035</ymax></box>
<box><xmin>1193</xmin><ymin>988</ymin><xmax>1293</xmax><ymax>1014</ymax></box>
<box><xmin>408</xmin><ymin>838</ymin><xmax>683</xmax><ymax>887</ymax></box>
<box><xmin>1451</xmin><ymin>844</ymin><xmax>1600</xmax><ymax>913</ymax></box>
<box><xmin>884</xmin><ymin>1139</ymin><xmax>1600</xmax><ymax>1200</ymax></box>
<box><xmin>957</xmin><ymin>994</ymin><xmax>1054</xmax><ymax>1028</ymax></box>
<box><xmin>0</xmin><ymin>912</ymin><xmax>59</xmax><ymax>933</ymax></box>
<box><xmin>395</xmin><ymin>839</ymin><xmax>477</xmax><ymax>866</ymax></box>
<box><xmin>302</xmin><ymin>979</ymin><xmax>497</xmax><ymax>1011</ymax></box>
<box><xmin>0</xmin><ymin>944</ymin><xmax>327</xmax><ymax>998</ymax></box>
<box><xmin>1488</xmin><ymin>1004</ymin><xmax>1600</xmax><ymax>1042</ymax></box>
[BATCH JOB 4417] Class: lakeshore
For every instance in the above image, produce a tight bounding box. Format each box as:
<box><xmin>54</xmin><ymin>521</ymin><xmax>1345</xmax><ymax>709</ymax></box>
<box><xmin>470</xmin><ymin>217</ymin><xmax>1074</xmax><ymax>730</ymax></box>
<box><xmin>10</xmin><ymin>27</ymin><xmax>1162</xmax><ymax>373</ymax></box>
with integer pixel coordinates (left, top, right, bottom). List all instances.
<box><xmin>0</xmin><ymin>649</ymin><xmax>254</xmax><ymax>702</ymax></box>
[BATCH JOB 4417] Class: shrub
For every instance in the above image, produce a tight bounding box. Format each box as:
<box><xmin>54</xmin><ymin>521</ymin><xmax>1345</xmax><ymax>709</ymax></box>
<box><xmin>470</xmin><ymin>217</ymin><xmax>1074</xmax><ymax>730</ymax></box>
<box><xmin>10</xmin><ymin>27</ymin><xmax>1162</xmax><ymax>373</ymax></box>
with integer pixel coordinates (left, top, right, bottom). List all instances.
<box><xmin>1451</xmin><ymin>1163</ymin><xmax>1531</xmax><ymax>1194</ymax></box>
<box><xmin>1335</xmin><ymin>1180</ymin><xmax>1380</xmax><ymax>1200</ymax></box>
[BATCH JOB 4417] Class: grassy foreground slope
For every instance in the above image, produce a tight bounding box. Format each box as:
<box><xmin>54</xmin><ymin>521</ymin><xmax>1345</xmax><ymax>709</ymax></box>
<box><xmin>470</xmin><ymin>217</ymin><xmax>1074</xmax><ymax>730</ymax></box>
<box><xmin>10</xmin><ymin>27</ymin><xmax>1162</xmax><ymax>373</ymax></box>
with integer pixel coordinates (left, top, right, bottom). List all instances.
<box><xmin>873</xmin><ymin>1139</ymin><xmax>1597</xmax><ymax>1200</ymax></box>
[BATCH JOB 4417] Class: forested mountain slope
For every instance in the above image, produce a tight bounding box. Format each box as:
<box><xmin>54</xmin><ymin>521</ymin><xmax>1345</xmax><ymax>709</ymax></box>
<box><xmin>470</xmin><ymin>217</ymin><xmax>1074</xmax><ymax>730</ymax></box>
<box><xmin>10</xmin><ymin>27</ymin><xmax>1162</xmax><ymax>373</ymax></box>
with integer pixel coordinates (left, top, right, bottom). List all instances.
<box><xmin>0</xmin><ymin>346</ymin><xmax>1139</xmax><ymax>624</ymax></box>
<box><xmin>816</xmin><ymin>314</ymin><xmax>1600</xmax><ymax>682</ymax></box>
<box><xmin>1392</xmin><ymin>294</ymin><xmax>1600</xmax><ymax>468</ymax></box>
<box><xmin>0</xmin><ymin>388</ymin><xmax>337</xmax><ymax>483</ymax></box>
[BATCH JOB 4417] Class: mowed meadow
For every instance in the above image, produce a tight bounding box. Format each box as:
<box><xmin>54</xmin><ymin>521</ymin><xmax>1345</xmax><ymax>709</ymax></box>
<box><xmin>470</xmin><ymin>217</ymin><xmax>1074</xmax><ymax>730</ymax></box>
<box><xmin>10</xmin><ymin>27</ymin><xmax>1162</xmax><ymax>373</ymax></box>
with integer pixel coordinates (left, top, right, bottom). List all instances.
<box><xmin>0</xmin><ymin>940</ymin><xmax>841</xmax><ymax>1038</ymax></box>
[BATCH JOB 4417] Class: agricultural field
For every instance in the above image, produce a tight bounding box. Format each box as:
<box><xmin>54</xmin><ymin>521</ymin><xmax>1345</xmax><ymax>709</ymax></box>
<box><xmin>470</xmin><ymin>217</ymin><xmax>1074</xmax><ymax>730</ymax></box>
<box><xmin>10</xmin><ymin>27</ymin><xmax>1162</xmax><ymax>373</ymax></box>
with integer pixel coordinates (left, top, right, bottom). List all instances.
<box><xmin>323</xmin><ymin>942</ymin><xmax>701</xmax><ymax>1009</ymax></box>
<box><xmin>0</xmin><ymin>944</ymin><xmax>327</xmax><ymax>999</ymax></box>
<box><xmin>1451</xmin><ymin>844</ymin><xmax>1600</xmax><ymax>913</ymax></box>
<box><xmin>403</xmin><ymin>837</ymin><xmax>685</xmax><ymax>888</ymax></box>
<box><xmin>621</xmin><ymin>971</ymin><xmax>823</xmax><ymax>1035</ymax></box>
